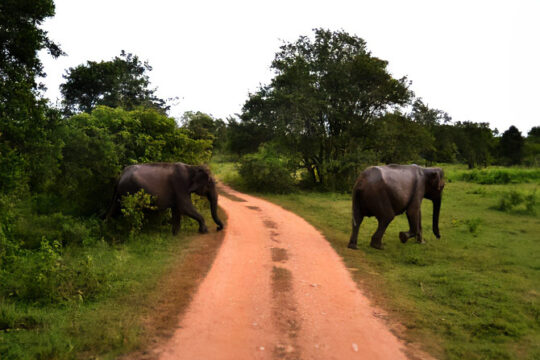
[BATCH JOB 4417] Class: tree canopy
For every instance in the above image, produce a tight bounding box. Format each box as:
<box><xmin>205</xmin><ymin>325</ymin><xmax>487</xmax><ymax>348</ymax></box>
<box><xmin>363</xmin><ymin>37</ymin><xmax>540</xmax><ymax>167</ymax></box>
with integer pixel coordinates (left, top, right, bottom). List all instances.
<box><xmin>499</xmin><ymin>125</ymin><xmax>524</xmax><ymax>165</ymax></box>
<box><xmin>0</xmin><ymin>0</ymin><xmax>64</xmax><ymax>193</ymax></box>
<box><xmin>60</xmin><ymin>51</ymin><xmax>167</xmax><ymax>115</ymax></box>
<box><xmin>240</xmin><ymin>28</ymin><xmax>413</xmax><ymax>188</ymax></box>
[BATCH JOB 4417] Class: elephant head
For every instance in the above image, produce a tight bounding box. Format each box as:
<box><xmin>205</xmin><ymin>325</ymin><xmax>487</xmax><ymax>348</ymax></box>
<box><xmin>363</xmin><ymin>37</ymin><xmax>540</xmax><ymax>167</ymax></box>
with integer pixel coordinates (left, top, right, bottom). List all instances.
<box><xmin>189</xmin><ymin>166</ymin><xmax>224</xmax><ymax>231</ymax></box>
<box><xmin>424</xmin><ymin>168</ymin><xmax>445</xmax><ymax>238</ymax></box>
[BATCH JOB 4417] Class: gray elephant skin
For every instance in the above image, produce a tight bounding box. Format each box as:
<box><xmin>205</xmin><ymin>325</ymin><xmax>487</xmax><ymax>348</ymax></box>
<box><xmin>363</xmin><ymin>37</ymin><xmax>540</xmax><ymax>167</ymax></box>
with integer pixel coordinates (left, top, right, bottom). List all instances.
<box><xmin>348</xmin><ymin>164</ymin><xmax>444</xmax><ymax>250</ymax></box>
<box><xmin>106</xmin><ymin>162</ymin><xmax>224</xmax><ymax>234</ymax></box>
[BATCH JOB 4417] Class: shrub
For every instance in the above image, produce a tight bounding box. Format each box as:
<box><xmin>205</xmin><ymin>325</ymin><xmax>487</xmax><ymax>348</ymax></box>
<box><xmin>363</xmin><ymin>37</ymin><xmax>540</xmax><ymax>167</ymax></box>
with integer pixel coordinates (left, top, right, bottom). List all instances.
<box><xmin>238</xmin><ymin>144</ymin><xmax>296</xmax><ymax>193</ymax></box>
<box><xmin>495</xmin><ymin>190</ymin><xmax>537</xmax><ymax>215</ymax></box>
<box><xmin>0</xmin><ymin>238</ymin><xmax>107</xmax><ymax>304</ymax></box>
<box><xmin>120</xmin><ymin>189</ymin><xmax>158</xmax><ymax>239</ymax></box>
<box><xmin>465</xmin><ymin>218</ymin><xmax>482</xmax><ymax>236</ymax></box>
<box><xmin>56</xmin><ymin>106</ymin><xmax>212</xmax><ymax>216</ymax></box>
<box><xmin>457</xmin><ymin>168</ymin><xmax>540</xmax><ymax>184</ymax></box>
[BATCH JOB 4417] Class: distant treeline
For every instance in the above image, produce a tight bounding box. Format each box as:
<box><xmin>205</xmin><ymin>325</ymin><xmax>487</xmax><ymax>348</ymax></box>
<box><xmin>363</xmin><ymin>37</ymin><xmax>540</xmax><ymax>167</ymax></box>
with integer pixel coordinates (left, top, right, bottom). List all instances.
<box><xmin>191</xmin><ymin>29</ymin><xmax>540</xmax><ymax>191</ymax></box>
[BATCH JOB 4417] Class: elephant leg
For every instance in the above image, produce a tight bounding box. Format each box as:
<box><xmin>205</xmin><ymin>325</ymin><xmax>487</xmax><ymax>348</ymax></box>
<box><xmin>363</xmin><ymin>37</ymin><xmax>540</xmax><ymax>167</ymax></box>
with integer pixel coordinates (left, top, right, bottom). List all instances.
<box><xmin>348</xmin><ymin>216</ymin><xmax>364</xmax><ymax>250</ymax></box>
<box><xmin>371</xmin><ymin>216</ymin><xmax>393</xmax><ymax>250</ymax></box>
<box><xmin>172</xmin><ymin>206</ymin><xmax>182</xmax><ymax>235</ymax></box>
<box><xmin>180</xmin><ymin>197</ymin><xmax>208</xmax><ymax>234</ymax></box>
<box><xmin>400</xmin><ymin>208</ymin><xmax>419</xmax><ymax>243</ymax></box>
<box><xmin>416</xmin><ymin>209</ymin><xmax>424</xmax><ymax>243</ymax></box>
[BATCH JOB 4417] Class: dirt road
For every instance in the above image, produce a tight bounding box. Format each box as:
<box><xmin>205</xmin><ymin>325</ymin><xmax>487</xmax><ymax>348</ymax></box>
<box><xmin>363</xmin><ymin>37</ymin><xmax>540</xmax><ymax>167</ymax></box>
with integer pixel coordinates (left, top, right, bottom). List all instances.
<box><xmin>157</xmin><ymin>184</ymin><xmax>412</xmax><ymax>360</ymax></box>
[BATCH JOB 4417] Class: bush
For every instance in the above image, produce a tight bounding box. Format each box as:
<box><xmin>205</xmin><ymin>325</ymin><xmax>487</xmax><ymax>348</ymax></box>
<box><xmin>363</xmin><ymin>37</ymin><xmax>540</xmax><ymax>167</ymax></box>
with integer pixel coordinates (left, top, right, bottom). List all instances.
<box><xmin>238</xmin><ymin>144</ymin><xmax>296</xmax><ymax>193</ymax></box>
<box><xmin>0</xmin><ymin>239</ymin><xmax>107</xmax><ymax>304</ymax></box>
<box><xmin>495</xmin><ymin>190</ymin><xmax>537</xmax><ymax>215</ymax></box>
<box><xmin>120</xmin><ymin>189</ymin><xmax>157</xmax><ymax>239</ymax></box>
<box><xmin>456</xmin><ymin>168</ymin><xmax>540</xmax><ymax>184</ymax></box>
<box><xmin>56</xmin><ymin>106</ymin><xmax>212</xmax><ymax>216</ymax></box>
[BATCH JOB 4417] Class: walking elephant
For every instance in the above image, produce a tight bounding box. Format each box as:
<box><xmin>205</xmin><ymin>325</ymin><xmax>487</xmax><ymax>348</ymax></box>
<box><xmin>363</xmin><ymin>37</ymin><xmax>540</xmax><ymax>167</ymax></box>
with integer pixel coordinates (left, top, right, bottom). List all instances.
<box><xmin>106</xmin><ymin>162</ymin><xmax>224</xmax><ymax>234</ymax></box>
<box><xmin>348</xmin><ymin>164</ymin><xmax>444</xmax><ymax>250</ymax></box>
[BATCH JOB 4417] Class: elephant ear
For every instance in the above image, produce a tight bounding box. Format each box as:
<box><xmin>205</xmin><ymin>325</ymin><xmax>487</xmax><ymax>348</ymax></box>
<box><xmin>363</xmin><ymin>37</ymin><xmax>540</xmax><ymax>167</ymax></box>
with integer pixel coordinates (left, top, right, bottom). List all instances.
<box><xmin>188</xmin><ymin>166</ymin><xmax>210</xmax><ymax>193</ymax></box>
<box><xmin>429</xmin><ymin>169</ymin><xmax>445</xmax><ymax>191</ymax></box>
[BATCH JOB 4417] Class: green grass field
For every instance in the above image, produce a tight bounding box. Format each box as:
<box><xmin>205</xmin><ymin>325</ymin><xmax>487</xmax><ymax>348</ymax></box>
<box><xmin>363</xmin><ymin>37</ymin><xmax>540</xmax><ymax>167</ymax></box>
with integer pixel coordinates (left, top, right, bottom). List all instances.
<box><xmin>0</xmin><ymin>206</ymin><xmax>224</xmax><ymax>360</ymax></box>
<box><xmin>212</xmin><ymin>161</ymin><xmax>540</xmax><ymax>360</ymax></box>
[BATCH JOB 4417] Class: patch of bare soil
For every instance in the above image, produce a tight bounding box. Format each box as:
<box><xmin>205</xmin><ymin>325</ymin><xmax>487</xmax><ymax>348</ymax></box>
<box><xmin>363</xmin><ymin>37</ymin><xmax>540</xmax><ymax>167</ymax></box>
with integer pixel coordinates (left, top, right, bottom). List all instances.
<box><xmin>271</xmin><ymin>266</ymin><xmax>301</xmax><ymax>360</ymax></box>
<box><xmin>156</xmin><ymin>184</ymin><xmax>432</xmax><ymax>360</ymax></box>
<box><xmin>271</xmin><ymin>247</ymin><xmax>288</xmax><ymax>262</ymax></box>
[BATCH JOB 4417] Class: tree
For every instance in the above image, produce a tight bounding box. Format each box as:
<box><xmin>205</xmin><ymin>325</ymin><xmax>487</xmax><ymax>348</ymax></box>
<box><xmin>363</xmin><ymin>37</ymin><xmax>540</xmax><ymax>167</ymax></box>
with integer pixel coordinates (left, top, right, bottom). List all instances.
<box><xmin>0</xmin><ymin>0</ymin><xmax>64</xmax><ymax>193</ymax></box>
<box><xmin>410</xmin><ymin>99</ymin><xmax>456</xmax><ymax>164</ymax></box>
<box><xmin>371</xmin><ymin>112</ymin><xmax>434</xmax><ymax>164</ymax></box>
<box><xmin>181</xmin><ymin>111</ymin><xmax>227</xmax><ymax>150</ymax></box>
<box><xmin>453</xmin><ymin>122</ymin><xmax>495</xmax><ymax>168</ymax></box>
<box><xmin>499</xmin><ymin>125</ymin><xmax>524</xmax><ymax>165</ymax></box>
<box><xmin>523</xmin><ymin>126</ymin><xmax>540</xmax><ymax>166</ymax></box>
<box><xmin>60</xmin><ymin>51</ymin><xmax>167</xmax><ymax>115</ymax></box>
<box><xmin>241</xmin><ymin>28</ymin><xmax>412</xmax><ymax>188</ymax></box>
<box><xmin>57</xmin><ymin>106</ymin><xmax>212</xmax><ymax>215</ymax></box>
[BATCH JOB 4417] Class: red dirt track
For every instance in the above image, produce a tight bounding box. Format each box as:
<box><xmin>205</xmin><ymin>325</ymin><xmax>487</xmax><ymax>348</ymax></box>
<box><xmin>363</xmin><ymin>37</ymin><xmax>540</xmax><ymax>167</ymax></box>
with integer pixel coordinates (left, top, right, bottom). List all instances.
<box><xmin>157</xmin><ymin>184</ymin><xmax>414</xmax><ymax>360</ymax></box>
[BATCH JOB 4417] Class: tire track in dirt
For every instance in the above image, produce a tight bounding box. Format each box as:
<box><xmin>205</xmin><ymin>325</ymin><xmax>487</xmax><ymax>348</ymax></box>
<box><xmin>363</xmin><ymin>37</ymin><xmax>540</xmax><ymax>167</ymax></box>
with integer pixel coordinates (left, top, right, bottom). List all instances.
<box><xmin>156</xmin><ymin>183</ymin><xmax>426</xmax><ymax>360</ymax></box>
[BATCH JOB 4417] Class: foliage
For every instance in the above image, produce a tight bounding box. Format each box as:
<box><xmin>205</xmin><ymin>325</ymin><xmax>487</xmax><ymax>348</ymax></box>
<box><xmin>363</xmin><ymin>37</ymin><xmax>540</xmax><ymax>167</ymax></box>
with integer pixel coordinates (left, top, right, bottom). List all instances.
<box><xmin>238</xmin><ymin>144</ymin><xmax>296</xmax><ymax>193</ymax></box>
<box><xmin>410</xmin><ymin>100</ymin><xmax>457</xmax><ymax>164</ymax></box>
<box><xmin>60</xmin><ymin>51</ymin><xmax>167</xmax><ymax>115</ymax></box>
<box><xmin>56</xmin><ymin>106</ymin><xmax>211</xmax><ymax>215</ymax></box>
<box><xmin>240</xmin><ymin>28</ymin><xmax>412</xmax><ymax>189</ymax></box>
<box><xmin>0</xmin><ymin>0</ymin><xmax>64</xmax><ymax>194</ymax></box>
<box><xmin>523</xmin><ymin>126</ymin><xmax>540</xmax><ymax>167</ymax></box>
<box><xmin>182</xmin><ymin>111</ymin><xmax>228</xmax><ymax>151</ymax></box>
<box><xmin>499</xmin><ymin>126</ymin><xmax>525</xmax><ymax>165</ymax></box>
<box><xmin>451</xmin><ymin>168</ymin><xmax>540</xmax><ymax>184</ymax></box>
<box><xmin>121</xmin><ymin>189</ymin><xmax>158</xmax><ymax>239</ymax></box>
<box><xmin>496</xmin><ymin>190</ymin><xmax>537</xmax><ymax>215</ymax></box>
<box><xmin>226</xmin><ymin>117</ymin><xmax>272</xmax><ymax>155</ymax></box>
<box><xmin>453</xmin><ymin>121</ymin><xmax>495</xmax><ymax>168</ymax></box>
<box><xmin>371</xmin><ymin>111</ymin><xmax>434</xmax><ymax>164</ymax></box>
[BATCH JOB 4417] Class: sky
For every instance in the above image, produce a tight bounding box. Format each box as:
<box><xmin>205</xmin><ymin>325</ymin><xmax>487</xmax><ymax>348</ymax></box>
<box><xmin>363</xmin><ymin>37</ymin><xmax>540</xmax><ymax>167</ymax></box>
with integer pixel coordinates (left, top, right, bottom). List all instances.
<box><xmin>39</xmin><ymin>0</ymin><xmax>539</xmax><ymax>134</ymax></box>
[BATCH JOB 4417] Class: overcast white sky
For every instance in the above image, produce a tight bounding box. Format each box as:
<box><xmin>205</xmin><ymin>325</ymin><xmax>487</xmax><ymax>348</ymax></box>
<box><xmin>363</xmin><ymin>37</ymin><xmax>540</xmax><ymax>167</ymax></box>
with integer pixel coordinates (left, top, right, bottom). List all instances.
<box><xmin>39</xmin><ymin>0</ymin><xmax>539</xmax><ymax>134</ymax></box>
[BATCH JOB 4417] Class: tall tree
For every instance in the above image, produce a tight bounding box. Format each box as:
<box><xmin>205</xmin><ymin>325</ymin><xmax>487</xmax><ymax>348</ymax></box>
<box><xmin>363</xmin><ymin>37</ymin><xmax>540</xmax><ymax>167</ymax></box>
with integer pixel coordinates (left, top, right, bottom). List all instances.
<box><xmin>523</xmin><ymin>126</ymin><xmax>540</xmax><ymax>166</ymax></box>
<box><xmin>241</xmin><ymin>28</ymin><xmax>412</xmax><ymax>186</ymax></box>
<box><xmin>499</xmin><ymin>125</ymin><xmax>524</xmax><ymax>165</ymax></box>
<box><xmin>0</xmin><ymin>0</ymin><xmax>64</xmax><ymax>193</ymax></box>
<box><xmin>60</xmin><ymin>51</ymin><xmax>167</xmax><ymax>115</ymax></box>
<box><xmin>371</xmin><ymin>112</ymin><xmax>434</xmax><ymax>164</ymax></box>
<box><xmin>453</xmin><ymin>121</ymin><xmax>495</xmax><ymax>168</ymax></box>
<box><xmin>410</xmin><ymin>99</ymin><xmax>456</xmax><ymax>164</ymax></box>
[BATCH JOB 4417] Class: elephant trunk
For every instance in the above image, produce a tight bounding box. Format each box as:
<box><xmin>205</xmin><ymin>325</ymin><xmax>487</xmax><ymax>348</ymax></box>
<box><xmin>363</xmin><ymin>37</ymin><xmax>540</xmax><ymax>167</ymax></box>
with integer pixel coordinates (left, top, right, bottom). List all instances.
<box><xmin>208</xmin><ymin>187</ymin><xmax>224</xmax><ymax>231</ymax></box>
<box><xmin>432</xmin><ymin>197</ymin><xmax>441</xmax><ymax>238</ymax></box>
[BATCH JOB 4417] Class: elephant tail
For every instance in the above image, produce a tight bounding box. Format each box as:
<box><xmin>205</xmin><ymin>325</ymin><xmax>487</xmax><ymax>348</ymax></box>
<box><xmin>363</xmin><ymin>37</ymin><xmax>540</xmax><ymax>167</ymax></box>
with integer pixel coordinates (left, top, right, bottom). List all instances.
<box><xmin>352</xmin><ymin>189</ymin><xmax>362</xmax><ymax>227</ymax></box>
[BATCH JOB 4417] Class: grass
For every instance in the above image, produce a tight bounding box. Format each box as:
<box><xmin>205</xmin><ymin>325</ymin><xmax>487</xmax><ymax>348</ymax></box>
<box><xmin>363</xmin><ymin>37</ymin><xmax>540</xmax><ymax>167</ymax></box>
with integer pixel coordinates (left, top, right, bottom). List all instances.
<box><xmin>444</xmin><ymin>164</ymin><xmax>540</xmax><ymax>184</ymax></box>
<box><xmin>0</xmin><ymin>206</ymin><xmax>225</xmax><ymax>359</ymax></box>
<box><xmin>213</xmin><ymin>160</ymin><xmax>540</xmax><ymax>360</ymax></box>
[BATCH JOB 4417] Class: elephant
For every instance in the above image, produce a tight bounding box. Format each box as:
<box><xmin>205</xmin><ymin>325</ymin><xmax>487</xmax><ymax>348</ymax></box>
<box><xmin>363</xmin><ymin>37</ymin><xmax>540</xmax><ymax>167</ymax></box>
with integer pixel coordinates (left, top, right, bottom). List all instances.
<box><xmin>106</xmin><ymin>162</ymin><xmax>224</xmax><ymax>234</ymax></box>
<box><xmin>348</xmin><ymin>164</ymin><xmax>444</xmax><ymax>250</ymax></box>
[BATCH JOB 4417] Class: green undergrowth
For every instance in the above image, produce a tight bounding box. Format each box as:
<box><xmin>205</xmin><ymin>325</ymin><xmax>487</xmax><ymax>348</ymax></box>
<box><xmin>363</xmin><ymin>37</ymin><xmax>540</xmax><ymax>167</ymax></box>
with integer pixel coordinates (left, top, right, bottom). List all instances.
<box><xmin>213</xmin><ymin>161</ymin><xmax>540</xmax><ymax>359</ymax></box>
<box><xmin>444</xmin><ymin>165</ymin><xmax>540</xmax><ymax>185</ymax></box>
<box><xmin>0</xmin><ymin>196</ymin><xmax>215</xmax><ymax>359</ymax></box>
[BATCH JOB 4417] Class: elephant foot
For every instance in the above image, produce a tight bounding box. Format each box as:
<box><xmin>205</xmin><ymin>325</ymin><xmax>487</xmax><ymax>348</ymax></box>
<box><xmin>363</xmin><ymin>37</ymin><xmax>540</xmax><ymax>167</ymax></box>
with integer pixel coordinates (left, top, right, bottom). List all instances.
<box><xmin>370</xmin><ymin>240</ymin><xmax>384</xmax><ymax>250</ymax></box>
<box><xmin>199</xmin><ymin>226</ymin><xmax>209</xmax><ymax>234</ymax></box>
<box><xmin>399</xmin><ymin>232</ymin><xmax>409</xmax><ymax>244</ymax></box>
<box><xmin>347</xmin><ymin>242</ymin><xmax>358</xmax><ymax>250</ymax></box>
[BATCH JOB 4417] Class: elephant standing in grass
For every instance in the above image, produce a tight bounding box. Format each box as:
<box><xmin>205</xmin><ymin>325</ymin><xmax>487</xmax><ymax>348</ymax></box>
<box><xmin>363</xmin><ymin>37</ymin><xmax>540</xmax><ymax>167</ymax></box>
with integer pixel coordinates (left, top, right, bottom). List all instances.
<box><xmin>107</xmin><ymin>163</ymin><xmax>224</xmax><ymax>234</ymax></box>
<box><xmin>348</xmin><ymin>164</ymin><xmax>444</xmax><ymax>250</ymax></box>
